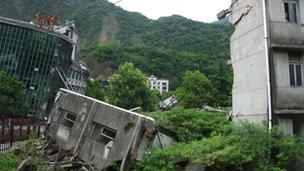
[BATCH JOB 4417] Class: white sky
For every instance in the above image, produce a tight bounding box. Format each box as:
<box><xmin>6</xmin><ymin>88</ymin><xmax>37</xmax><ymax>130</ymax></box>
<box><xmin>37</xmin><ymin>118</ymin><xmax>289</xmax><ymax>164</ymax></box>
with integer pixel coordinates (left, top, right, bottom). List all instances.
<box><xmin>107</xmin><ymin>0</ymin><xmax>231</xmax><ymax>23</ymax></box>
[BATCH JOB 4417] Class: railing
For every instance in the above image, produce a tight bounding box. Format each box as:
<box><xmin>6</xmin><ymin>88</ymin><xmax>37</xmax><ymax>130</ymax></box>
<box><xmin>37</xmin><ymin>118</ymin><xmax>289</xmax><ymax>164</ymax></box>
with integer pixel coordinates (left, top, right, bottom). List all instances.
<box><xmin>0</xmin><ymin>122</ymin><xmax>44</xmax><ymax>153</ymax></box>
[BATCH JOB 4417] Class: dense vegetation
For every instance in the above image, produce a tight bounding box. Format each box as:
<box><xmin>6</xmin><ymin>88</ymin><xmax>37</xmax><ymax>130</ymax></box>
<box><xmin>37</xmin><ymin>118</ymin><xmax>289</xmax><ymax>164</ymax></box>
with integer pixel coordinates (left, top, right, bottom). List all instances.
<box><xmin>108</xmin><ymin>63</ymin><xmax>157</xmax><ymax>111</ymax></box>
<box><xmin>146</xmin><ymin>108</ymin><xmax>231</xmax><ymax>142</ymax></box>
<box><xmin>138</xmin><ymin>109</ymin><xmax>303</xmax><ymax>171</ymax></box>
<box><xmin>177</xmin><ymin>71</ymin><xmax>217</xmax><ymax>108</ymax></box>
<box><xmin>80</xmin><ymin>44</ymin><xmax>233</xmax><ymax>106</ymax></box>
<box><xmin>2</xmin><ymin>0</ymin><xmax>233</xmax><ymax>106</ymax></box>
<box><xmin>85</xmin><ymin>80</ymin><xmax>107</xmax><ymax>101</ymax></box>
<box><xmin>0</xmin><ymin>71</ymin><xmax>29</xmax><ymax>115</ymax></box>
<box><xmin>1</xmin><ymin>0</ymin><xmax>233</xmax><ymax>49</ymax></box>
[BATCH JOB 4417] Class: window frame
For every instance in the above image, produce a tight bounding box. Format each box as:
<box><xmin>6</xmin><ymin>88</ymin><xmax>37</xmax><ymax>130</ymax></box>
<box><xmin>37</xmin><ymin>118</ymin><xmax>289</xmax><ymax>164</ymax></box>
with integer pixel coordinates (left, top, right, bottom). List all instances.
<box><xmin>289</xmin><ymin>53</ymin><xmax>303</xmax><ymax>87</ymax></box>
<box><xmin>58</xmin><ymin>109</ymin><xmax>78</xmax><ymax>129</ymax></box>
<box><xmin>91</xmin><ymin>122</ymin><xmax>117</xmax><ymax>146</ymax></box>
<box><xmin>284</xmin><ymin>0</ymin><xmax>299</xmax><ymax>23</ymax></box>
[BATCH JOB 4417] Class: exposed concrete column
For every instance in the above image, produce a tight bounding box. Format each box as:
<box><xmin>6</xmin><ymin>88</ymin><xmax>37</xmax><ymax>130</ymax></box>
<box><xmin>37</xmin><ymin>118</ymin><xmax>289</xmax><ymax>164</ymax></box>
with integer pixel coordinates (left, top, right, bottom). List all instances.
<box><xmin>278</xmin><ymin>117</ymin><xmax>293</xmax><ymax>135</ymax></box>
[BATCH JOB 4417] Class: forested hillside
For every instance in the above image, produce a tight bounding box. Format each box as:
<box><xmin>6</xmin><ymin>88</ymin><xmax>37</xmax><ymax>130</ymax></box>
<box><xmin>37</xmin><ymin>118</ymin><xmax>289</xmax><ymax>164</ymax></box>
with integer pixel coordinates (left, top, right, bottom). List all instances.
<box><xmin>1</xmin><ymin>0</ymin><xmax>234</xmax><ymax>106</ymax></box>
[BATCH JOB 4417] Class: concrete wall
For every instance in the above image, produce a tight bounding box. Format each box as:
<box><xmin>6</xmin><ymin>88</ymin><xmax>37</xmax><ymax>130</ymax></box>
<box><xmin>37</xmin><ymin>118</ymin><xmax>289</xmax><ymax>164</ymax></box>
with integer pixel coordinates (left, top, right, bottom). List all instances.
<box><xmin>228</xmin><ymin>0</ymin><xmax>304</xmax><ymax>135</ymax></box>
<box><xmin>47</xmin><ymin>89</ymin><xmax>176</xmax><ymax>170</ymax></box>
<box><xmin>273</xmin><ymin>50</ymin><xmax>304</xmax><ymax>111</ymax></box>
<box><xmin>47</xmin><ymin>90</ymin><xmax>96</xmax><ymax>150</ymax></box>
<box><xmin>268</xmin><ymin>0</ymin><xmax>304</xmax><ymax>49</ymax></box>
<box><xmin>229</xmin><ymin>0</ymin><xmax>268</xmax><ymax>123</ymax></box>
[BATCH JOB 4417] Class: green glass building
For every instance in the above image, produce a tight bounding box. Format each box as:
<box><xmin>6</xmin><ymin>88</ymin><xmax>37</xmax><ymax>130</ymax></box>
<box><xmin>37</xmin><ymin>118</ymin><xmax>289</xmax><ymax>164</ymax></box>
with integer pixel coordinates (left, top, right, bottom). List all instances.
<box><xmin>0</xmin><ymin>16</ymin><xmax>75</xmax><ymax>117</ymax></box>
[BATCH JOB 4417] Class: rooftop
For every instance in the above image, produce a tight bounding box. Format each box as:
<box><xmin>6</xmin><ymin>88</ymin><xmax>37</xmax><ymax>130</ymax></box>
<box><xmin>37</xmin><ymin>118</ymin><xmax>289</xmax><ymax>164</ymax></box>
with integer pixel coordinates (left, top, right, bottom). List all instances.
<box><xmin>0</xmin><ymin>16</ymin><xmax>75</xmax><ymax>44</ymax></box>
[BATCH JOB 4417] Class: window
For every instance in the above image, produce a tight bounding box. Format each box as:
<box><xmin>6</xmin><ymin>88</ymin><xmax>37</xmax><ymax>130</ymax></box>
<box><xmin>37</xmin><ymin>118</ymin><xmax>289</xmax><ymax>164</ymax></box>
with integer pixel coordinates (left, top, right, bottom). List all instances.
<box><xmin>60</xmin><ymin>110</ymin><xmax>77</xmax><ymax>128</ymax></box>
<box><xmin>289</xmin><ymin>54</ymin><xmax>303</xmax><ymax>86</ymax></box>
<box><xmin>91</xmin><ymin>123</ymin><xmax>117</xmax><ymax>147</ymax></box>
<box><xmin>284</xmin><ymin>1</ymin><xmax>298</xmax><ymax>23</ymax></box>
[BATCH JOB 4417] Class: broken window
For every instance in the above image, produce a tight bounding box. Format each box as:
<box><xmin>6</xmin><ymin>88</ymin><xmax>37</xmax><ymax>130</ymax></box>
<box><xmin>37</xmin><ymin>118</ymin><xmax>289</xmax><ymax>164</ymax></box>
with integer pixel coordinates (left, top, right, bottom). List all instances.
<box><xmin>284</xmin><ymin>1</ymin><xmax>298</xmax><ymax>23</ymax></box>
<box><xmin>91</xmin><ymin>123</ymin><xmax>117</xmax><ymax>147</ymax></box>
<box><xmin>289</xmin><ymin>54</ymin><xmax>303</xmax><ymax>86</ymax></box>
<box><xmin>59</xmin><ymin>109</ymin><xmax>77</xmax><ymax>128</ymax></box>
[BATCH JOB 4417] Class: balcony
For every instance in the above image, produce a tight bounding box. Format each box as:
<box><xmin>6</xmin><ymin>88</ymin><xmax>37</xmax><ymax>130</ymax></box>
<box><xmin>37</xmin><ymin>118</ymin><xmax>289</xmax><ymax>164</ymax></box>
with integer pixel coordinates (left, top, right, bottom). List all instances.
<box><xmin>269</xmin><ymin>21</ymin><xmax>304</xmax><ymax>50</ymax></box>
<box><xmin>274</xmin><ymin>86</ymin><xmax>304</xmax><ymax>114</ymax></box>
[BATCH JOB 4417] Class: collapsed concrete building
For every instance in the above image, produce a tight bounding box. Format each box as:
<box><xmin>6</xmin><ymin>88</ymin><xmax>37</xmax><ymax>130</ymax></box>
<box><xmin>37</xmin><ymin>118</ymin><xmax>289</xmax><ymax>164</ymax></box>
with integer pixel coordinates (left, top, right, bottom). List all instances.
<box><xmin>219</xmin><ymin>0</ymin><xmax>304</xmax><ymax>135</ymax></box>
<box><xmin>47</xmin><ymin>89</ymin><xmax>177</xmax><ymax>170</ymax></box>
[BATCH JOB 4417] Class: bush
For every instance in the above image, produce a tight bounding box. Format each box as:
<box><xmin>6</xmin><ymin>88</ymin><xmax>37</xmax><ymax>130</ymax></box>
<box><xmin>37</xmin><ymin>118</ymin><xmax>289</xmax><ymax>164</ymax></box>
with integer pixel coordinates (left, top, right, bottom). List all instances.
<box><xmin>146</xmin><ymin>108</ymin><xmax>232</xmax><ymax>142</ymax></box>
<box><xmin>0</xmin><ymin>152</ymin><xmax>22</xmax><ymax>171</ymax></box>
<box><xmin>136</xmin><ymin>121</ymin><xmax>303</xmax><ymax>171</ymax></box>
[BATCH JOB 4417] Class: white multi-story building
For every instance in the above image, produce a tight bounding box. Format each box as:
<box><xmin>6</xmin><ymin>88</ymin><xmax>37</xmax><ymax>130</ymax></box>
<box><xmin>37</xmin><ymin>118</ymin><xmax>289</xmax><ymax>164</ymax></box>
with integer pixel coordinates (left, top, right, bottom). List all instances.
<box><xmin>148</xmin><ymin>75</ymin><xmax>169</xmax><ymax>94</ymax></box>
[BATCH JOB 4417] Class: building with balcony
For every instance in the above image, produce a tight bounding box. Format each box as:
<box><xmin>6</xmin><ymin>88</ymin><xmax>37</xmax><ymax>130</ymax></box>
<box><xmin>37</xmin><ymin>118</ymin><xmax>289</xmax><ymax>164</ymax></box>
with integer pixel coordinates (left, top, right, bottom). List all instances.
<box><xmin>148</xmin><ymin>75</ymin><xmax>169</xmax><ymax>94</ymax></box>
<box><xmin>0</xmin><ymin>16</ymin><xmax>89</xmax><ymax>117</ymax></box>
<box><xmin>223</xmin><ymin>0</ymin><xmax>304</xmax><ymax>135</ymax></box>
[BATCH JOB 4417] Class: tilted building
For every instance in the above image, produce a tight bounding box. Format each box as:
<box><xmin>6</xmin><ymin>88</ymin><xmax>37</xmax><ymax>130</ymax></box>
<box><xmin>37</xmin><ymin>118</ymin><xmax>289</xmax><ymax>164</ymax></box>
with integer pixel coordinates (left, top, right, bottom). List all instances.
<box><xmin>47</xmin><ymin>89</ymin><xmax>177</xmax><ymax>170</ymax></box>
<box><xmin>0</xmin><ymin>16</ymin><xmax>89</xmax><ymax>117</ymax></box>
<box><xmin>220</xmin><ymin>0</ymin><xmax>304</xmax><ymax>135</ymax></box>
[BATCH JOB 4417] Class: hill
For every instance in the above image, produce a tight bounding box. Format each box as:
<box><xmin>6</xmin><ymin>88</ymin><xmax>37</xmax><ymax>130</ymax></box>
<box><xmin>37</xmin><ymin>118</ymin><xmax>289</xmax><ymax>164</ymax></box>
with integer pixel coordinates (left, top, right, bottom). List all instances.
<box><xmin>1</xmin><ymin>0</ymin><xmax>233</xmax><ymax>106</ymax></box>
<box><xmin>0</xmin><ymin>0</ymin><xmax>232</xmax><ymax>52</ymax></box>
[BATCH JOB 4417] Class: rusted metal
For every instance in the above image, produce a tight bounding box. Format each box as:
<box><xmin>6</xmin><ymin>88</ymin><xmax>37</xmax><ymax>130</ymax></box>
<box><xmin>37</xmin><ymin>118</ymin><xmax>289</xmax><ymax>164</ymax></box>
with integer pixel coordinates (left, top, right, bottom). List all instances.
<box><xmin>0</xmin><ymin>116</ymin><xmax>45</xmax><ymax>153</ymax></box>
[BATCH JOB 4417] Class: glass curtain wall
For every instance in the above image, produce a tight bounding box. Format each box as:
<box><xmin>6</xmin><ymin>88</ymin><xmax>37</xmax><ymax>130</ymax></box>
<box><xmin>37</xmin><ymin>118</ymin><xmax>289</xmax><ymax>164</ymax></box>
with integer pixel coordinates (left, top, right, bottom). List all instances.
<box><xmin>0</xmin><ymin>22</ymin><xmax>73</xmax><ymax>117</ymax></box>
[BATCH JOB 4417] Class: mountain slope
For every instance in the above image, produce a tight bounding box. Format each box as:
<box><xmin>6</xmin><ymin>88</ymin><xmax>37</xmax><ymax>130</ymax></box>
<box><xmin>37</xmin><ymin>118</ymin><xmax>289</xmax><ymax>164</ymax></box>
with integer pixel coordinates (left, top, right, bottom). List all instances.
<box><xmin>0</xmin><ymin>0</ymin><xmax>232</xmax><ymax>53</ymax></box>
<box><xmin>1</xmin><ymin>0</ymin><xmax>234</xmax><ymax>106</ymax></box>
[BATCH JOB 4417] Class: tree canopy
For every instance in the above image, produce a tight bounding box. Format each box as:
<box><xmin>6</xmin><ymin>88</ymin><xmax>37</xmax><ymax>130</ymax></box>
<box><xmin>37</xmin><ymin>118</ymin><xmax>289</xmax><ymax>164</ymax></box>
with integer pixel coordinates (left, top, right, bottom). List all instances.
<box><xmin>85</xmin><ymin>80</ymin><xmax>107</xmax><ymax>101</ymax></box>
<box><xmin>0</xmin><ymin>71</ymin><xmax>29</xmax><ymax>115</ymax></box>
<box><xmin>177</xmin><ymin>71</ymin><xmax>217</xmax><ymax>108</ymax></box>
<box><xmin>108</xmin><ymin>63</ymin><xmax>157</xmax><ymax>111</ymax></box>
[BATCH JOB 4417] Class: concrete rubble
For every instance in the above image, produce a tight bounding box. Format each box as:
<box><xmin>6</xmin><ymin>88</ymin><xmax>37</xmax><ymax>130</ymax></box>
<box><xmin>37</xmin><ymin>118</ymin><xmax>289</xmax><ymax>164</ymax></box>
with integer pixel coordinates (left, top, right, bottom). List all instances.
<box><xmin>158</xmin><ymin>95</ymin><xmax>178</xmax><ymax>110</ymax></box>
<box><xmin>30</xmin><ymin>88</ymin><xmax>178</xmax><ymax>170</ymax></box>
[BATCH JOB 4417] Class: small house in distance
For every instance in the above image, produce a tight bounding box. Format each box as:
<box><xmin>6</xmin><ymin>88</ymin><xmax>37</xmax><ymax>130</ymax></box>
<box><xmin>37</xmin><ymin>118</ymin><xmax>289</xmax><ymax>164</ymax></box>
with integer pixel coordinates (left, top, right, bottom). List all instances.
<box><xmin>47</xmin><ymin>89</ymin><xmax>177</xmax><ymax>170</ymax></box>
<box><xmin>148</xmin><ymin>75</ymin><xmax>169</xmax><ymax>94</ymax></box>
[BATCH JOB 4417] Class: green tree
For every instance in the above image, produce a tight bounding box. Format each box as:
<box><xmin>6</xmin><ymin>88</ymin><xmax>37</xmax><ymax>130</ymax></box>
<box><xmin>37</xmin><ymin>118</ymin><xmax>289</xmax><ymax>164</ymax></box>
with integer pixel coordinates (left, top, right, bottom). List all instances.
<box><xmin>0</xmin><ymin>71</ymin><xmax>29</xmax><ymax>115</ymax></box>
<box><xmin>109</xmin><ymin>63</ymin><xmax>157</xmax><ymax>111</ymax></box>
<box><xmin>85</xmin><ymin>80</ymin><xmax>106</xmax><ymax>101</ymax></box>
<box><xmin>177</xmin><ymin>71</ymin><xmax>217</xmax><ymax>108</ymax></box>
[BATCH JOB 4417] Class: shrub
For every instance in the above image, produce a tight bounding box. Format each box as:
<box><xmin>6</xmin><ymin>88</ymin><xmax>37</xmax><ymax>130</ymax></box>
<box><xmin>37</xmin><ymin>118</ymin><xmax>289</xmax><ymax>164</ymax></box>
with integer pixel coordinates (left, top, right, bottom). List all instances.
<box><xmin>136</xmin><ymin>121</ymin><xmax>303</xmax><ymax>171</ymax></box>
<box><xmin>146</xmin><ymin>108</ymin><xmax>232</xmax><ymax>142</ymax></box>
<box><xmin>0</xmin><ymin>152</ymin><xmax>22</xmax><ymax>171</ymax></box>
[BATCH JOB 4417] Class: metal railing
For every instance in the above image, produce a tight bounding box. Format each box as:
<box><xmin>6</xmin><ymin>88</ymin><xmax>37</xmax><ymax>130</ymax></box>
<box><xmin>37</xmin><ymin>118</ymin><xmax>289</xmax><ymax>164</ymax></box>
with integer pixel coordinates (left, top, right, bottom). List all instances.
<box><xmin>0</xmin><ymin>121</ymin><xmax>44</xmax><ymax>153</ymax></box>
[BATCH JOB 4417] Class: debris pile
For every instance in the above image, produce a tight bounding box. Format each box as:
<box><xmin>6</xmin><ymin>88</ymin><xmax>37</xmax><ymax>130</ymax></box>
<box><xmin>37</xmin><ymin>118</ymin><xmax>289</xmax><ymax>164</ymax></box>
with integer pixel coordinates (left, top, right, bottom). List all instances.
<box><xmin>158</xmin><ymin>95</ymin><xmax>178</xmax><ymax>110</ymax></box>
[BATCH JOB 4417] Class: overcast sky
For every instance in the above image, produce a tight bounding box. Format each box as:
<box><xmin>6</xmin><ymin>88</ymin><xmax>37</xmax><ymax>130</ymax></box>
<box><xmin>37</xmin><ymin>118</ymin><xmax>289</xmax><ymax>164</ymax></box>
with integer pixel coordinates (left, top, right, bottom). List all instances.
<box><xmin>107</xmin><ymin>0</ymin><xmax>231</xmax><ymax>23</ymax></box>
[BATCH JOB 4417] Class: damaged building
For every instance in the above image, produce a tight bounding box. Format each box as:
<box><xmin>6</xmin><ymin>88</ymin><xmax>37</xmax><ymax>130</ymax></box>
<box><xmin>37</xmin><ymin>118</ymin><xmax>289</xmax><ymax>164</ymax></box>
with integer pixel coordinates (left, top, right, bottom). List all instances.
<box><xmin>219</xmin><ymin>0</ymin><xmax>304</xmax><ymax>135</ymax></box>
<box><xmin>0</xmin><ymin>16</ymin><xmax>89</xmax><ymax>117</ymax></box>
<box><xmin>47</xmin><ymin>89</ymin><xmax>177</xmax><ymax>170</ymax></box>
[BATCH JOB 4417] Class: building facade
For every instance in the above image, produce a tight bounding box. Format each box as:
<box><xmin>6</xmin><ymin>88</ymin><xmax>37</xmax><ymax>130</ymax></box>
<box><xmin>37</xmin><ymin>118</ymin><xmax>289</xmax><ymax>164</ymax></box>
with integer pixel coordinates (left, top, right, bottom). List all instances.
<box><xmin>225</xmin><ymin>0</ymin><xmax>304</xmax><ymax>135</ymax></box>
<box><xmin>148</xmin><ymin>75</ymin><xmax>169</xmax><ymax>94</ymax></box>
<box><xmin>67</xmin><ymin>61</ymin><xmax>90</xmax><ymax>94</ymax></box>
<box><xmin>48</xmin><ymin>89</ymin><xmax>176</xmax><ymax>170</ymax></box>
<box><xmin>0</xmin><ymin>16</ymin><xmax>89</xmax><ymax>117</ymax></box>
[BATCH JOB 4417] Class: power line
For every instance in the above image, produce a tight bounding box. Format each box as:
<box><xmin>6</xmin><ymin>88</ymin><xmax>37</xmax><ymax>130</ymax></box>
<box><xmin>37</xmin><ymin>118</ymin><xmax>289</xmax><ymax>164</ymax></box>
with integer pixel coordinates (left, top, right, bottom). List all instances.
<box><xmin>113</xmin><ymin>0</ymin><xmax>124</xmax><ymax>4</ymax></box>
